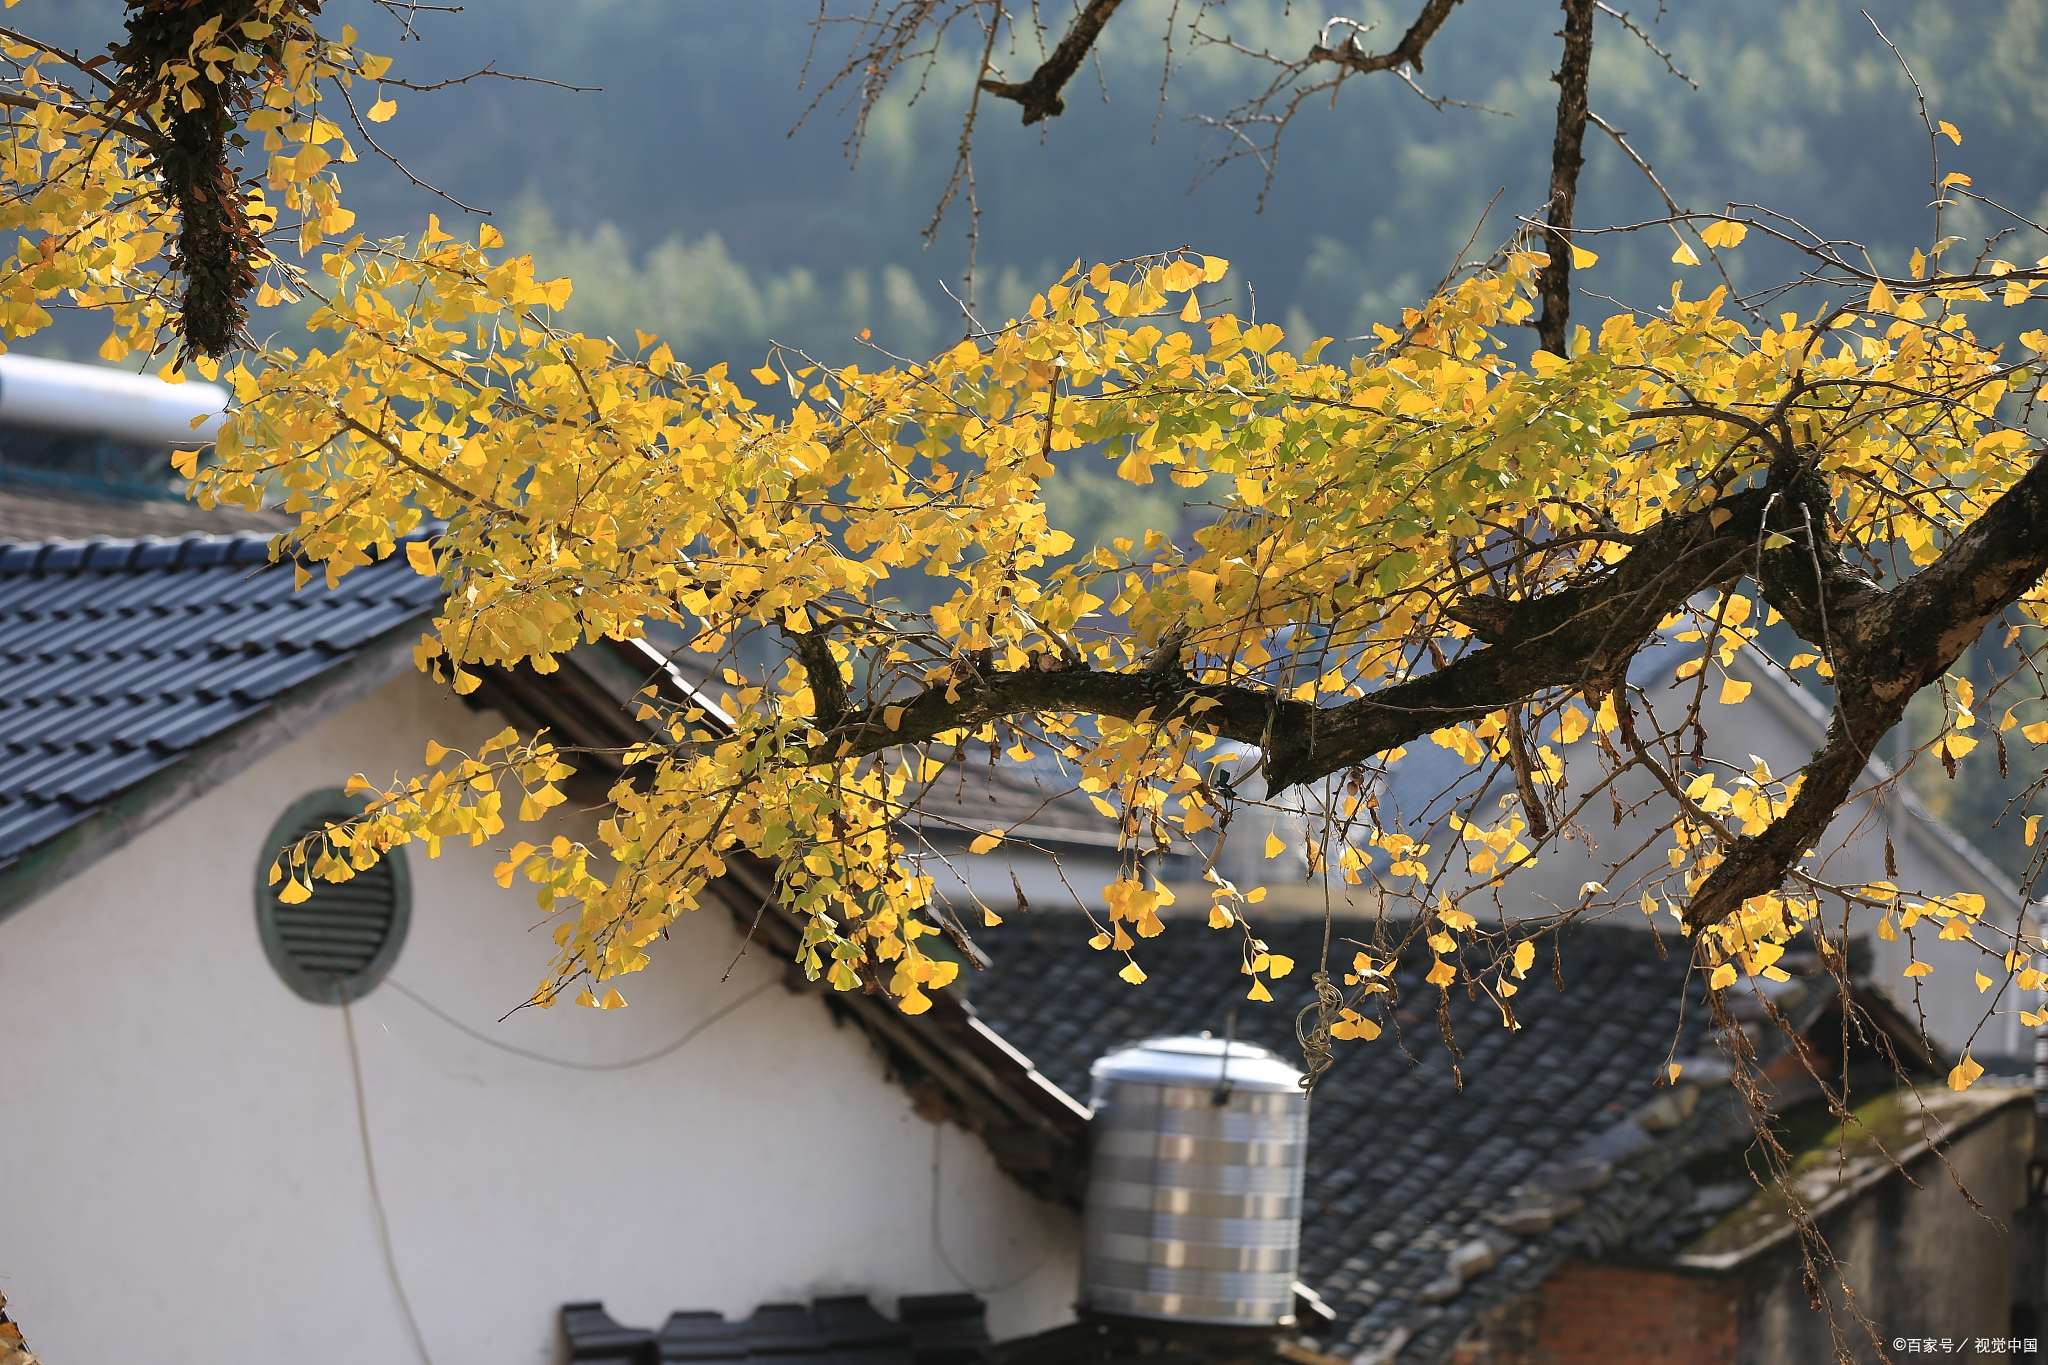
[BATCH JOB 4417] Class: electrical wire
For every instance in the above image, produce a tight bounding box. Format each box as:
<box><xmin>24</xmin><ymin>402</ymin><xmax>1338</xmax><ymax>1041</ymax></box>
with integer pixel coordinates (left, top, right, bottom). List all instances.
<box><xmin>928</xmin><ymin>1122</ymin><xmax>1059</xmax><ymax>1295</ymax></box>
<box><xmin>337</xmin><ymin>975</ymin><xmax>777</xmax><ymax>1365</ymax></box>
<box><xmin>382</xmin><ymin>975</ymin><xmax>776</xmax><ymax>1071</ymax></box>
<box><xmin>342</xmin><ymin>992</ymin><xmax>437</xmax><ymax>1365</ymax></box>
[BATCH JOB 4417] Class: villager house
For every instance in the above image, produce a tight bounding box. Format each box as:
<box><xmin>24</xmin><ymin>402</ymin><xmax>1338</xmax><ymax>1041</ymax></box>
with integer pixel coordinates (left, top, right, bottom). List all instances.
<box><xmin>0</xmin><ymin>526</ymin><xmax>1085</xmax><ymax>1364</ymax></box>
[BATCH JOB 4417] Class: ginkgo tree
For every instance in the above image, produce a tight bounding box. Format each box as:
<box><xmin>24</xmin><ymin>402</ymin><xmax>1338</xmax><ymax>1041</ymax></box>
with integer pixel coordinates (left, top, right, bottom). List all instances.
<box><xmin>5</xmin><ymin>1</ymin><xmax>2048</xmax><ymax>1103</ymax></box>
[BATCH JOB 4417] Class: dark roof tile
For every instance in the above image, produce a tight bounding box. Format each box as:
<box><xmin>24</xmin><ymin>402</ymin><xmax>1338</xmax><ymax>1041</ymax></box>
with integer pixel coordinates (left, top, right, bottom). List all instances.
<box><xmin>965</xmin><ymin>911</ymin><xmax>1719</xmax><ymax>1362</ymax></box>
<box><xmin>0</xmin><ymin>743</ymin><xmax>79</xmax><ymax>795</ymax></box>
<box><xmin>0</xmin><ymin>798</ymin><xmax>91</xmax><ymax>863</ymax></box>
<box><xmin>225</xmin><ymin>646</ymin><xmax>347</xmax><ymax>702</ymax></box>
<box><xmin>297</xmin><ymin>595</ymin><xmax>426</xmax><ymax>651</ymax></box>
<box><xmin>119</xmin><ymin>694</ymin><xmax>262</xmax><ymax>751</ymax></box>
<box><xmin>0</xmin><ymin>528</ymin><xmax>441</xmax><ymax>875</ymax></box>
<box><xmin>84</xmin><ymin>541</ymin><xmax>138</xmax><ymax>571</ymax></box>
<box><xmin>131</xmin><ymin>538</ymin><xmax>181</xmax><ymax>570</ymax></box>
<box><xmin>3</xmin><ymin>701</ymin><xmax>86</xmax><ymax>748</ymax></box>
<box><xmin>25</xmin><ymin>745</ymin><xmax>178</xmax><ymax>804</ymax></box>
<box><xmin>35</xmin><ymin>541</ymin><xmax>90</xmax><ymax>573</ymax></box>
<box><xmin>176</xmin><ymin>537</ymin><xmax>231</xmax><ymax>568</ymax></box>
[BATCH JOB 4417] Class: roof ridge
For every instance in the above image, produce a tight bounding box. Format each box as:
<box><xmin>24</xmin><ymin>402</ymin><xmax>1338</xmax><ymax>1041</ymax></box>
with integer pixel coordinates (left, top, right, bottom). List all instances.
<box><xmin>0</xmin><ymin>521</ymin><xmax>443</xmax><ymax>577</ymax></box>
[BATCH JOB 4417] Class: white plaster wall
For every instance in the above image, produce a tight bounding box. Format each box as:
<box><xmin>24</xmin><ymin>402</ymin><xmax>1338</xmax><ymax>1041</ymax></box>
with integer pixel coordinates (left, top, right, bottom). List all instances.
<box><xmin>0</xmin><ymin>671</ymin><xmax>1078</xmax><ymax>1365</ymax></box>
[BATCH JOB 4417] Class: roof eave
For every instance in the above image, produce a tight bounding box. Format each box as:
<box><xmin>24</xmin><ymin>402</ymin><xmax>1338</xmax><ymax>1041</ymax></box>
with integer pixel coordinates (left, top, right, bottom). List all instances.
<box><xmin>0</xmin><ymin>618</ymin><xmax>425</xmax><ymax>924</ymax></box>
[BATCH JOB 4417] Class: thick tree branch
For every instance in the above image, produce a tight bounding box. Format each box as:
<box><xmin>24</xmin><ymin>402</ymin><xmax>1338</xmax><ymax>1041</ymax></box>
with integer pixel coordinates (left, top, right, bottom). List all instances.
<box><xmin>815</xmin><ymin>487</ymin><xmax>1774</xmax><ymax>783</ymax></box>
<box><xmin>1532</xmin><ymin>0</ymin><xmax>1595</xmax><ymax>356</ymax></box>
<box><xmin>1685</xmin><ymin>447</ymin><xmax>2048</xmax><ymax>930</ymax></box>
<box><xmin>1307</xmin><ymin>0</ymin><xmax>1465</xmax><ymax>77</ymax></box>
<box><xmin>786</xmin><ymin>623</ymin><xmax>850</xmax><ymax>730</ymax></box>
<box><xmin>978</xmin><ymin>0</ymin><xmax>1126</xmax><ymax>126</ymax></box>
<box><xmin>980</xmin><ymin>0</ymin><xmax>1466</xmax><ymax>128</ymax></box>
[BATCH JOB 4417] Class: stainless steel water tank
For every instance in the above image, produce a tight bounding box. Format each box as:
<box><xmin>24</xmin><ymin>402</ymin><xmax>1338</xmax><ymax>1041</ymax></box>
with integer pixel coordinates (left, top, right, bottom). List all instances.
<box><xmin>1080</xmin><ymin>1035</ymin><xmax>1307</xmax><ymax>1327</ymax></box>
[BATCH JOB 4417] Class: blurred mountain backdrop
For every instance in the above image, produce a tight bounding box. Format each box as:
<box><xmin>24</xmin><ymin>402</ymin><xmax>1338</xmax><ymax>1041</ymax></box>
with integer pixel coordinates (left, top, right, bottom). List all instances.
<box><xmin>28</xmin><ymin>1</ymin><xmax>2048</xmax><ymax>365</ymax></box>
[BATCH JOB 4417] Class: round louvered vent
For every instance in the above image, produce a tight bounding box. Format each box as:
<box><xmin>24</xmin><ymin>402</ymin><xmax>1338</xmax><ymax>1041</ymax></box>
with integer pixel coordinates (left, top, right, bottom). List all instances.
<box><xmin>255</xmin><ymin>790</ymin><xmax>411</xmax><ymax>1004</ymax></box>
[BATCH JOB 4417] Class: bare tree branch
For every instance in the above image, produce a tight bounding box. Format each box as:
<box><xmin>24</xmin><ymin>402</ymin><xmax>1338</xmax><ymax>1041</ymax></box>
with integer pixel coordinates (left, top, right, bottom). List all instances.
<box><xmin>1306</xmin><ymin>0</ymin><xmax>1467</xmax><ymax>78</ymax></box>
<box><xmin>978</xmin><ymin>0</ymin><xmax>1126</xmax><ymax>125</ymax></box>
<box><xmin>1594</xmin><ymin>3</ymin><xmax>1695</xmax><ymax>89</ymax></box>
<box><xmin>1532</xmin><ymin>0</ymin><xmax>1596</xmax><ymax>356</ymax></box>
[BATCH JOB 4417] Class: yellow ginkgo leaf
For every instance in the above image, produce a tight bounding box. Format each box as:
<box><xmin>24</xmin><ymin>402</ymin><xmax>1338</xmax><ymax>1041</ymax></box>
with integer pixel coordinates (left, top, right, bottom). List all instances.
<box><xmin>1553</xmin><ymin>706</ymin><xmax>1589</xmax><ymax>744</ymax></box>
<box><xmin>367</xmin><ymin>96</ymin><xmax>397</xmax><ymax>122</ymax></box>
<box><xmin>1245</xmin><ymin>977</ymin><xmax>1273</xmax><ymax>1001</ymax></box>
<box><xmin>1330</xmin><ymin>1010</ymin><xmax>1382</xmax><ymax>1041</ymax></box>
<box><xmin>1699</xmin><ymin>219</ymin><xmax>1748</xmax><ymax>249</ymax></box>
<box><xmin>1671</xmin><ymin>239</ymin><xmax>1700</xmax><ymax>266</ymax></box>
<box><xmin>1948</xmin><ymin>1054</ymin><xmax>1984</xmax><ymax>1091</ymax></box>
<box><xmin>1719</xmin><ymin>678</ymin><xmax>1752</xmax><ymax>705</ymax></box>
<box><xmin>1264</xmin><ymin>831</ymin><xmax>1285</xmax><ymax>859</ymax></box>
<box><xmin>968</xmin><ymin>831</ymin><xmax>1004</xmax><ymax>854</ymax></box>
<box><xmin>1708</xmin><ymin>962</ymin><xmax>1737</xmax><ymax>990</ymax></box>
<box><xmin>406</xmin><ymin>540</ymin><xmax>436</xmax><ymax>575</ymax></box>
<box><xmin>1179</xmin><ymin>294</ymin><xmax>1201</xmax><ymax>323</ymax></box>
<box><xmin>1571</xmin><ymin>244</ymin><xmax>1598</xmax><ymax>269</ymax></box>
<box><xmin>1904</xmin><ymin>961</ymin><xmax>1933</xmax><ymax>978</ymax></box>
<box><xmin>1121</xmin><ymin>961</ymin><xmax>1148</xmax><ymax>985</ymax></box>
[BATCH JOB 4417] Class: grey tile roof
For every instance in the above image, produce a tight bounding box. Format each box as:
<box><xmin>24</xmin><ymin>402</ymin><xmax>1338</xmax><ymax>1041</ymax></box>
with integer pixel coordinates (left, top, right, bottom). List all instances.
<box><xmin>0</xmin><ymin>530</ymin><xmax>440</xmax><ymax>874</ymax></box>
<box><xmin>961</xmin><ymin>911</ymin><xmax>1731</xmax><ymax>1363</ymax></box>
<box><xmin>561</xmin><ymin>1292</ymin><xmax>990</xmax><ymax>1365</ymax></box>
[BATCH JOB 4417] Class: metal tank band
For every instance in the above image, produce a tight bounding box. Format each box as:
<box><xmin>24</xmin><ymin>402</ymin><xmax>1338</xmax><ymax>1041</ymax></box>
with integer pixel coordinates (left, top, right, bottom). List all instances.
<box><xmin>1080</xmin><ymin>1035</ymin><xmax>1307</xmax><ymax>1327</ymax></box>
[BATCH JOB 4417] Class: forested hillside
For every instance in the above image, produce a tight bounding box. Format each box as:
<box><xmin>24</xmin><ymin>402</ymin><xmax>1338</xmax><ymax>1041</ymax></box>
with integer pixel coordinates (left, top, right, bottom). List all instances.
<box><xmin>23</xmin><ymin>0</ymin><xmax>2048</xmax><ymax>886</ymax></box>
<box><xmin>34</xmin><ymin>2</ymin><xmax>2048</xmax><ymax>360</ymax></box>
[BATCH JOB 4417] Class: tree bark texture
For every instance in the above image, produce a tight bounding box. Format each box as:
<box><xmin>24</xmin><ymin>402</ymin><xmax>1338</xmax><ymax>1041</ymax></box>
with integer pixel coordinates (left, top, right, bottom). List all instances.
<box><xmin>1533</xmin><ymin>0</ymin><xmax>1596</xmax><ymax>356</ymax></box>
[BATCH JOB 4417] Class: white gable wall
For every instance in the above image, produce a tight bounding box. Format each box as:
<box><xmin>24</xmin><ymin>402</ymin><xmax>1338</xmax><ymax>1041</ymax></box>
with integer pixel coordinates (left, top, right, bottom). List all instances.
<box><xmin>0</xmin><ymin>670</ymin><xmax>1078</xmax><ymax>1365</ymax></box>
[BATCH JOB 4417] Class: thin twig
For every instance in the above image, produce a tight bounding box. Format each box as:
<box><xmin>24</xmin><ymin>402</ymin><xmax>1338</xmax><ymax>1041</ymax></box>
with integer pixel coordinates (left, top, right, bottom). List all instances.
<box><xmin>1593</xmin><ymin>3</ymin><xmax>1695</xmax><ymax>88</ymax></box>
<box><xmin>333</xmin><ymin>80</ymin><xmax>489</xmax><ymax>216</ymax></box>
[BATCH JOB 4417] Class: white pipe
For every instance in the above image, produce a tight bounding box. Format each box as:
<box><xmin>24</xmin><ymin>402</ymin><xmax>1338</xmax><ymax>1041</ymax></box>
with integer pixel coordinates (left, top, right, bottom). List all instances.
<box><xmin>0</xmin><ymin>353</ymin><xmax>229</xmax><ymax>447</ymax></box>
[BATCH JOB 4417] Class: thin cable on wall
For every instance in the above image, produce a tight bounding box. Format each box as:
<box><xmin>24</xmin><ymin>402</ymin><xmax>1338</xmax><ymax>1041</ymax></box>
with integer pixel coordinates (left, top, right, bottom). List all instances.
<box><xmin>338</xmin><ymin>976</ymin><xmax>778</xmax><ymax>1365</ymax></box>
<box><xmin>342</xmin><ymin>993</ymin><xmax>437</xmax><ymax>1365</ymax></box>
<box><xmin>928</xmin><ymin>1122</ymin><xmax>1059</xmax><ymax>1295</ymax></box>
<box><xmin>383</xmin><ymin>976</ymin><xmax>776</xmax><ymax>1070</ymax></box>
